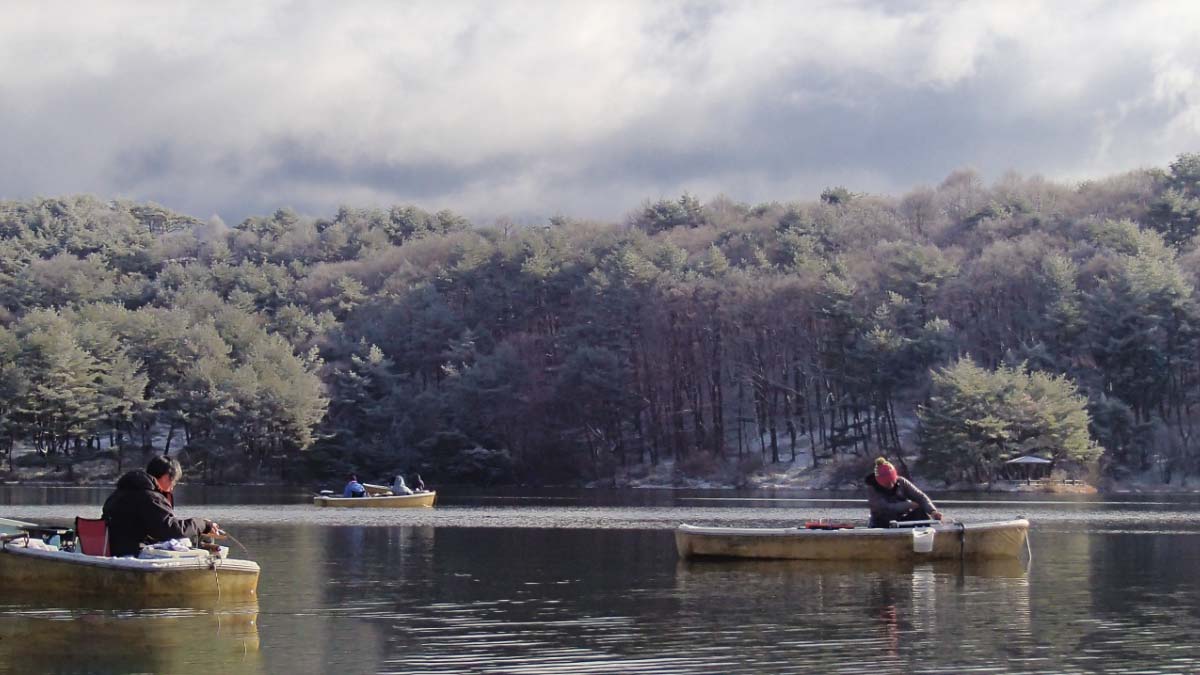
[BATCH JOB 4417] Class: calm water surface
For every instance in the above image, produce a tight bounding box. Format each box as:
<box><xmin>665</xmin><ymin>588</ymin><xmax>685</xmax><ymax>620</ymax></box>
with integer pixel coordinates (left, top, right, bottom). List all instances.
<box><xmin>2</xmin><ymin>486</ymin><xmax>1199</xmax><ymax>674</ymax></box>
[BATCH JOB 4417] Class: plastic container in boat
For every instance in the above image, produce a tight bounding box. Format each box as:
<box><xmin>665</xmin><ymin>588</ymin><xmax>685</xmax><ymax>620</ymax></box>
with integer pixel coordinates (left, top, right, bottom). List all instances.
<box><xmin>912</xmin><ymin>527</ymin><xmax>935</xmax><ymax>553</ymax></box>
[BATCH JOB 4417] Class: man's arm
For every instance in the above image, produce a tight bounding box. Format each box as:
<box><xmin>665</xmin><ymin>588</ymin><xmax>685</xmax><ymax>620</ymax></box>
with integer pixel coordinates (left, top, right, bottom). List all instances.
<box><xmin>139</xmin><ymin>493</ymin><xmax>209</xmax><ymax>542</ymax></box>
<box><xmin>897</xmin><ymin>478</ymin><xmax>936</xmax><ymax>515</ymax></box>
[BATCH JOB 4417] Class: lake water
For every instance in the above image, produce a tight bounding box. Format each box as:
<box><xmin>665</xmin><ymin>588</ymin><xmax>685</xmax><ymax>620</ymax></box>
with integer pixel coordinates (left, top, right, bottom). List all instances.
<box><xmin>2</xmin><ymin>486</ymin><xmax>1199</xmax><ymax>674</ymax></box>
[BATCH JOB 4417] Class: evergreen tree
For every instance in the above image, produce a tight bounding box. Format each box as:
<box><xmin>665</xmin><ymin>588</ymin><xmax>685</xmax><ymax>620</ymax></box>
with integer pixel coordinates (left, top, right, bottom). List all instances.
<box><xmin>918</xmin><ymin>358</ymin><xmax>1101</xmax><ymax>483</ymax></box>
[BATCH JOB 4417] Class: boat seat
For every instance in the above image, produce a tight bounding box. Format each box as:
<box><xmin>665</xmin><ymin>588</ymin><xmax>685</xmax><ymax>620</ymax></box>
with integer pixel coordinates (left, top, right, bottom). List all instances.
<box><xmin>74</xmin><ymin>517</ymin><xmax>110</xmax><ymax>557</ymax></box>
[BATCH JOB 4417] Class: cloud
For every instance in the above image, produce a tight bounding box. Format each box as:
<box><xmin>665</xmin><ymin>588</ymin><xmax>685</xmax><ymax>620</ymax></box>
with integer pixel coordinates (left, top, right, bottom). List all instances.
<box><xmin>0</xmin><ymin>0</ymin><xmax>1197</xmax><ymax>224</ymax></box>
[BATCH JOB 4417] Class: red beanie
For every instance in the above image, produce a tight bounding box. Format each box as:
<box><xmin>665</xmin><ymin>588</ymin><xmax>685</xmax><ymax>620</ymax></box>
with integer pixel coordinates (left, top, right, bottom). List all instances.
<box><xmin>875</xmin><ymin>458</ymin><xmax>897</xmax><ymax>487</ymax></box>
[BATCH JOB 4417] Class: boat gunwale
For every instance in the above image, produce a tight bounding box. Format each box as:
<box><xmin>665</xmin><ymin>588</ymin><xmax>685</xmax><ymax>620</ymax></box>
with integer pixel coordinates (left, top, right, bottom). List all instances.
<box><xmin>0</xmin><ymin>543</ymin><xmax>260</xmax><ymax>574</ymax></box>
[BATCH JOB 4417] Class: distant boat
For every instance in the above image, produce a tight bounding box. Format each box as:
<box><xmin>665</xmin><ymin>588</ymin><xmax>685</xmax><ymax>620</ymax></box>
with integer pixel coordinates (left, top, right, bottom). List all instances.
<box><xmin>675</xmin><ymin>518</ymin><xmax>1029</xmax><ymax>561</ymax></box>
<box><xmin>313</xmin><ymin>490</ymin><xmax>437</xmax><ymax>508</ymax></box>
<box><xmin>0</xmin><ymin>523</ymin><xmax>260</xmax><ymax>598</ymax></box>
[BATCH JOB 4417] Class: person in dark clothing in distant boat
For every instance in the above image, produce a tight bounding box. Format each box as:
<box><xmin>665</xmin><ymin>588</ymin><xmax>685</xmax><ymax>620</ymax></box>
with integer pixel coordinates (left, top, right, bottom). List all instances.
<box><xmin>865</xmin><ymin>457</ymin><xmax>942</xmax><ymax>528</ymax></box>
<box><xmin>101</xmin><ymin>456</ymin><xmax>219</xmax><ymax>557</ymax></box>
<box><xmin>413</xmin><ymin>474</ymin><xmax>426</xmax><ymax>492</ymax></box>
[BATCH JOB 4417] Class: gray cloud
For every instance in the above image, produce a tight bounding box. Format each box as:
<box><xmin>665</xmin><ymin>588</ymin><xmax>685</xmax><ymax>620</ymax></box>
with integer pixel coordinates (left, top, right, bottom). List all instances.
<box><xmin>1</xmin><ymin>1</ymin><xmax>1197</xmax><ymax>225</ymax></box>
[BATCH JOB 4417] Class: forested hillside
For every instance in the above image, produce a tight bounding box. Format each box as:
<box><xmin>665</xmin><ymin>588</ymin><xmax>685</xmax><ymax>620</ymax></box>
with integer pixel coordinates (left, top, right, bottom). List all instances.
<box><xmin>2</xmin><ymin>155</ymin><xmax>1199</xmax><ymax>486</ymax></box>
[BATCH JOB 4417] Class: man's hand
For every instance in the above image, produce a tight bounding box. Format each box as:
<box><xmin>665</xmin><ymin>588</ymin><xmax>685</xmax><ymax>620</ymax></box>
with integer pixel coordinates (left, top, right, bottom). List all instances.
<box><xmin>205</xmin><ymin>520</ymin><xmax>223</xmax><ymax>536</ymax></box>
<box><xmin>931</xmin><ymin>511</ymin><xmax>943</xmax><ymax>521</ymax></box>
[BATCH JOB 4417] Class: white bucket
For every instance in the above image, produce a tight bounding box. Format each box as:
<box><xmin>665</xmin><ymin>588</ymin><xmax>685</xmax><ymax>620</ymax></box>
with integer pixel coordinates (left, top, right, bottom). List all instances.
<box><xmin>912</xmin><ymin>527</ymin><xmax>935</xmax><ymax>553</ymax></box>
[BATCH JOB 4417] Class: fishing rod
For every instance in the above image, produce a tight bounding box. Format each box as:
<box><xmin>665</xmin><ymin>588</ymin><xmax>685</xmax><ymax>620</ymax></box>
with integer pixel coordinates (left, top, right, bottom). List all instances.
<box><xmin>198</xmin><ymin>527</ymin><xmax>252</xmax><ymax>558</ymax></box>
<box><xmin>218</xmin><ymin>529</ymin><xmax>252</xmax><ymax>558</ymax></box>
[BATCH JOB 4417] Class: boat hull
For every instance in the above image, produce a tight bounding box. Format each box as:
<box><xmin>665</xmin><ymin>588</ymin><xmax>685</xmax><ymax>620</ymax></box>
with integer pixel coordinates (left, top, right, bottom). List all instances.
<box><xmin>675</xmin><ymin>519</ymin><xmax>1029</xmax><ymax>561</ymax></box>
<box><xmin>313</xmin><ymin>491</ymin><xmax>436</xmax><ymax>508</ymax></box>
<box><xmin>0</xmin><ymin>544</ymin><xmax>260</xmax><ymax>598</ymax></box>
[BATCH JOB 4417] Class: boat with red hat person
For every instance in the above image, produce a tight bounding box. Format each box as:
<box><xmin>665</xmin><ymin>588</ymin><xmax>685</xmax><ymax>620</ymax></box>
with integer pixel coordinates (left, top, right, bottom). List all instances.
<box><xmin>676</xmin><ymin>457</ymin><xmax>1029</xmax><ymax>561</ymax></box>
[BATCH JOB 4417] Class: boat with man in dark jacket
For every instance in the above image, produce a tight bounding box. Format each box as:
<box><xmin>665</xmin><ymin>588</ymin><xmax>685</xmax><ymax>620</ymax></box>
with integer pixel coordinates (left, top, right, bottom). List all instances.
<box><xmin>102</xmin><ymin>456</ymin><xmax>219</xmax><ymax>557</ymax></box>
<box><xmin>0</xmin><ymin>457</ymin><xmax>259</xmax><ymax>599</ymax></box>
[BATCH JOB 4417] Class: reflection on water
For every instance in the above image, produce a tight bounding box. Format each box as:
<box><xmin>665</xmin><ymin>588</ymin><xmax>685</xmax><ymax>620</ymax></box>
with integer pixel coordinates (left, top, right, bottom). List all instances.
<box><xmin>0</xmin><ymin>598</ymin><xmax>260</xmax><ymax>675</ymax></box>
<box><xmin>675</xmin><ymin>556</ymin><xmax>1032</xmax><ymax>673</ymax></box>
<box><xmin>301</xmin><ymin>529</ymin><xmax>1032</xmax><ymax>675</ymax></box>
<box><xmin>3</xmin><ymin>487</ymin><xmax>1200</xmax><ymax>674</ymax></box>
<box><xmin>675</xmin><ymin>554</ymin><xmax>1030</xmax><ymax>580</ymax></box>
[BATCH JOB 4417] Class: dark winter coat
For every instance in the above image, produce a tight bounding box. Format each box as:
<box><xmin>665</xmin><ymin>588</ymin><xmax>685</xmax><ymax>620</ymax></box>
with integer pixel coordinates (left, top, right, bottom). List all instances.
<box><xmin>865</xmin><ymin>474</ymin><xmax>937</xmax><ymax>528</ymax></box>
<box><xmin>101</xmin><ymin>470</ymin><xmax>209</xmax><ymax>557</ymax></box>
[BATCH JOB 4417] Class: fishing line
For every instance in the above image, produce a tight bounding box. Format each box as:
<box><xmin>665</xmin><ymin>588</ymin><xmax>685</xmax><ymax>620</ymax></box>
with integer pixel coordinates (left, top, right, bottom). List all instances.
<box><xmin>205</xmin><ymin>528</ymin><xmax>252</xmax><ymax>601</ymax></box>
<box><xmin>207</xmin><ymin>545</ymin><xmax>223</xmax><ymax>600</ymax></box>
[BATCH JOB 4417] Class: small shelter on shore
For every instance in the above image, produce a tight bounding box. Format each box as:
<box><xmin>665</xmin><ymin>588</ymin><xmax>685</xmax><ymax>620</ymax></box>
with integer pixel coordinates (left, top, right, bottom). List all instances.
<box><xmin>1004</xmin><ymin>455</ymin><xmax>1053</xmax><ymax>483</ymax></box>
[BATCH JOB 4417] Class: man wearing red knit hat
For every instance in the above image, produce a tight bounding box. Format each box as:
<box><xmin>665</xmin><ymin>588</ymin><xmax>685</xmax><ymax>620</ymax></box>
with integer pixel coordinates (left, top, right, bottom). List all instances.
<box><xmin>865</xmin><ymin>457</ymin><xmax>942</xmax><ymax>528</ymax></box>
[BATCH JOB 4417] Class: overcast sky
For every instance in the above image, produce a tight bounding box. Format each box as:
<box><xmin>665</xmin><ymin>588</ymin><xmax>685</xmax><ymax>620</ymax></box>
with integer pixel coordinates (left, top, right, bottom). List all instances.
<box><xmin>2</xmin><ymin>1</ymin><xmax>1198</xmax><ymax>225</ymax></box>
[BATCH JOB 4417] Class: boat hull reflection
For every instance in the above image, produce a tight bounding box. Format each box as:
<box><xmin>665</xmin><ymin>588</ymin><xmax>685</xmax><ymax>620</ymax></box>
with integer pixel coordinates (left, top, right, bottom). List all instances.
<box><xmin>0</xmin><ymin>598</ymin><xmax>260</xmax><ymax>674</ymax></box>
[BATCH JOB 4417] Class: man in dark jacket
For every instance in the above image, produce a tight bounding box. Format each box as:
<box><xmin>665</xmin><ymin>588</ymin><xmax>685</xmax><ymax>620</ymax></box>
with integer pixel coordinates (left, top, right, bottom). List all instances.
<box><xmin>865</xmin><ymin>457</ymin><xmax>942</xmax><ymax>528</ymax></box>
<box><xmin>101</xmin><ymin>456</ymin><xmax>219</xmax><ymax>557</ymax></box>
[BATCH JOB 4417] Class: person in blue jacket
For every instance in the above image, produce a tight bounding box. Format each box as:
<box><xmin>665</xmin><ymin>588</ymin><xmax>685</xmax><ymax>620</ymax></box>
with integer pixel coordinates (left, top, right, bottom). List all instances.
<box><xmin>343</xmin><ymin>474</ymin><xmax>366</xmax><ymax>498</ymax></box>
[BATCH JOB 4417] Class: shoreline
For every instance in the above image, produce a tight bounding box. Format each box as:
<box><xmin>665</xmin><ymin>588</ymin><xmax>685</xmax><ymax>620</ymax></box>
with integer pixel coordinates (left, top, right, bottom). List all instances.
<box><xmin>6</xmin><ymin>476</ymin><xmax>1197</xmax><ymax>495</ymax></box>
<box><xmin>6</xmin><ymin>453</ymin><xmax>1196</xmax><ymax>495</ymax></box>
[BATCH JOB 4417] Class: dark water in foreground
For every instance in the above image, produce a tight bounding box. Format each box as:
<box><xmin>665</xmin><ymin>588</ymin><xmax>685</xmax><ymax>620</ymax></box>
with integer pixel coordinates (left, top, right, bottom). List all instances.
<box><xmin>2</xmin><ymin>487</ymin><xmax>1200</xmax><ymax>674</ymax></box>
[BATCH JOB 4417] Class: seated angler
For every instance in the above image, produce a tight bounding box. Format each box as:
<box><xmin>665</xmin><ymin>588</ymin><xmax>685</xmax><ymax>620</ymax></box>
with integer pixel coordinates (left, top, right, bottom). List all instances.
<box><xmin>391</xmin><ymin>474</ymin><xmax>414</xmax><ymax>495</ymax></box>
<box><xmin>101</xmin><ymin>456</ymin><xmax>219</xmax><ymax>557</ymax></box>
<box><xmin>865</xmin><ymin>457</ymin><xmax>942</xmax><ymax>528</ymax></box>
<box><xmin>344</xmin><ymin>474</ymin><xmax>367</xmax><ymax>498</ymax></box>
